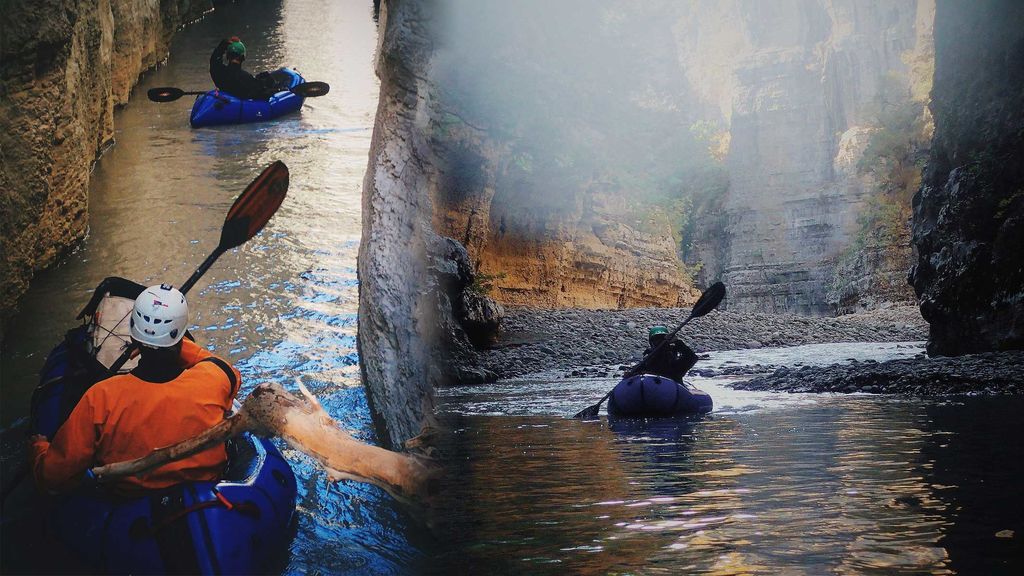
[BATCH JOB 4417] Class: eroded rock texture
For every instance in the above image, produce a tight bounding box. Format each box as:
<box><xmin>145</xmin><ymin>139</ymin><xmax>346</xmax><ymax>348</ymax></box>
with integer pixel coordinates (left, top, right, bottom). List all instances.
<box><xmin>428</xmin><ymin>130</ymin><xmax>696</xmax><ymax>309</ymax></box>
<box><xmin>427</xmin><ymin>3</ymin><xmax>699</xmax><ymax>309</ymax></box>
<box><xmin>0</xmin><ymin>0</ymin><xmax>211</xmax><ymax>332</ymax></box>
<box><xmin>358</xmin><ymin>0</ymin><xmax>499</xmax><ymax>449</ymax></box>
<box><xmin>910</xmin><ymin>0</ymin><xmax>1024</xmax><ymax>355</ymax></box>
<box><xmin>390</xmin><ymin>1</ymin><xmax>936</xmax><ymax>316</ymax></box>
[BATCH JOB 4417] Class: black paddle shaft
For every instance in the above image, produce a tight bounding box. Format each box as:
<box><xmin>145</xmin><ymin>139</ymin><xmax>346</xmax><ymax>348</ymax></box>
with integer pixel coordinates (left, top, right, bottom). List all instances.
<box><xmin>623</xmin><ymin>282</ymin><xmax>725</xmax><ymax>377</ymax></box>
<box><xmin>148</xmin><ymin>82</ymin><xmax>329</xmax><ymax>103</ymax></box>
<box><xmin>572</xmin><ymin>282</ymin><xmax>726</xmax><ymax>419</ymax></box>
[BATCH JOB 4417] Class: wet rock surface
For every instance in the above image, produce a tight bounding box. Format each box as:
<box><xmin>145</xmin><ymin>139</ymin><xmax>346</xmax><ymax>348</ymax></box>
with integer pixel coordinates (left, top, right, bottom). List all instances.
<box><xmin>733</xmin><ymin>351</ymin><xmax>1024</xmax><ymax>395</ymax></box>
<box><xmin>476</xmin><ymin>305</ymin><xmax>926</xmax><ymax>380</ymax></box>
<box><xmin>909</xmin><ymin>0</ymin><xmax>1024</xmax><ymax>355</ymax></box>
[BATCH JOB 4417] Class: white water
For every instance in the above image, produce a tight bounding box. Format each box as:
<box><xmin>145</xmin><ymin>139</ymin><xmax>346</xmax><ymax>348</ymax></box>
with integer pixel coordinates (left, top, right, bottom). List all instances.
<box><xmin>438</xmin><ymin>341</ymin><xmax>927</xmax><ymax>417</ymax></box>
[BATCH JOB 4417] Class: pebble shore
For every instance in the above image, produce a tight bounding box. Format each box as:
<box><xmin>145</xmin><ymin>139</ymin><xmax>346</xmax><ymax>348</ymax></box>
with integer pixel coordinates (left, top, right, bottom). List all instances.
<box><xmin>471</xmin><ymin>305</ymin><xmax>1024</xmax><ymax>395</ymax></box>
<box><xmin>479</xmin><ymin>305</ymin><xmax>928</xmax><ymax>379</ymax></box>
<box><xmin>734</xmin><ymin>351</ymin><xmax>1024</xmax><ymax>395</ymax></box>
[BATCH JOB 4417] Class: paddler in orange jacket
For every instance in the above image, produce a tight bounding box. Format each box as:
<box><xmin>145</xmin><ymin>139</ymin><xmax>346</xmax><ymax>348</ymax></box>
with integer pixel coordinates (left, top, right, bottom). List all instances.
<box><xmin>29</xmin><ymin>284</ymin><xmax>241</xmax><ymax>496</ymax></box>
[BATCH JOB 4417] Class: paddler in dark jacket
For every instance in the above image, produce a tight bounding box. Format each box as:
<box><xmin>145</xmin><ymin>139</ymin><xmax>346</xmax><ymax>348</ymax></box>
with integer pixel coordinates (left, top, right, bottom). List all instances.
<box><xmin>210</xmin><ymin>37</ymin><xmax>277</xmax><ymax>100</ymax></box>
<box><xmin>627</xmin><ymin>325</ymin><xmax>699</xmax><ymax>382</ymax></box>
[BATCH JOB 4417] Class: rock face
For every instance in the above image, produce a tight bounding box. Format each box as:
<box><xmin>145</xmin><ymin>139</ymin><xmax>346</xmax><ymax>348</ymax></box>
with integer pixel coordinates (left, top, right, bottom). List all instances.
<box><xmin>358</xmin><ymin>0</ymin><xmax>500</xmax><ymax>449</ymax></box>
<box><xmin>674</xmin><ymin>0</ymin><xmax>934</xmax><ymax>315</ymax></box>
<box><xmin>427</xmin><ymin>127</ymin><xmax>697</xmax><ymax>308</ymax></box>
<box><xmin>909</xmin><ymin>0</ymin><xmax>1024</xmax><ymax>355</ymax></box>
<box><xmin>0</xmin><ymin>0</ymin><xmax>211</xmax><ymax>333</ymax></box>
<box><xmin>432</xmin><ymin>171</ymin><xmax>696</xmax><ymax>308</ymax></box>
<box><xmin>426</xmin><ymin>3</ymin><xmax>702</xmax><ymax>310</ymax></box>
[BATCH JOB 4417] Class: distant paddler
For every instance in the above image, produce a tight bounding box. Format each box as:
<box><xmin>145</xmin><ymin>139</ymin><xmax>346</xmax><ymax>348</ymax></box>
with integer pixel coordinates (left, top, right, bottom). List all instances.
<box><xmin>210</xmin><ymin>36</ymin><xmax>279</xmax><ymax>100</ymax></box>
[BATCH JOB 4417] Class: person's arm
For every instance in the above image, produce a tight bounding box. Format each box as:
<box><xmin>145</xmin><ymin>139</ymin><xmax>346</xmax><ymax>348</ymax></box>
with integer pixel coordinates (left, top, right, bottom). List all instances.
<box><xmin>210</xmin><ymin>39</ymin><xmax>229</xmax><ymax>88</ymax></box>
<box><xmin>30</xmin><ymin>391</ymin><xmax>102</xmax><ymax>494</ymax></box>
<box><xmin>211</xmin><ymin>39</ymin><xmax>229</xmax><ymax>69</ymax></box>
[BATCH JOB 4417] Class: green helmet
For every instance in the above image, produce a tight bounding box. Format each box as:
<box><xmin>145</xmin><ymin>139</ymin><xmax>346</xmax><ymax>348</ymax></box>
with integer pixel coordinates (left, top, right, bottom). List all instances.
<box><xmin>227</xmin><ymin>40</ymin><xmax>246</xmax><ymax>58</ymax></box>
<box><xmin>648</xmin><ymin>326</ymin><xmax>668</xmax><ymax>337</ymax></box>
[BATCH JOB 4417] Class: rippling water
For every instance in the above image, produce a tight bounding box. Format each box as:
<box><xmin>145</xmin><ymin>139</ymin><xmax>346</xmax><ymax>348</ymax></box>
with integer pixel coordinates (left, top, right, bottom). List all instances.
<box><xmin>4</xmin><ymin>2</ymin><xmax>1023</xmax><ymax>573</ymax></box>
<box><xmin>435</xmin><ymin>343</ymin><xmax>1024</xmax><ymax>574</ymax></box>
<box><xmin>1</xmin><ymin>1</ymin><xmax>425</xmax><ymax>573</ymax></box>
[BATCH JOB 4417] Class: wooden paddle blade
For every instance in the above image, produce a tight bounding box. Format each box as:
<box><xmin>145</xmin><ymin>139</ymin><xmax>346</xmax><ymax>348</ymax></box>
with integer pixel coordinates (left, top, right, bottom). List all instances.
<box><xmin>691</xmin><ymin>282</ymin><xmax>726</xmax><ymax>318</ymax></box>
<box><xmin>220</xmin><ymin>161</ymin><xmax>289</xmax><ymax>250</ymax></box>
<box><xmin>293</xmin><ymin>81</ymin><xmax>330</xmax><ymax>98</ymax></box>
<box><xmin>148</xmin><ymin>87</ymin><xmax>185</xmax><ymax>102</ymax></box>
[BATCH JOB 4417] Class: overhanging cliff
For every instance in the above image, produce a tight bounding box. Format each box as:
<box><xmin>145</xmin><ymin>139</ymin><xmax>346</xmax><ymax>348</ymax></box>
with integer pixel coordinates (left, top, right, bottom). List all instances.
<box><xmin>359</xmin><ymin>0</ymin><xmax>499</xmax><ymax>449</ymax></box>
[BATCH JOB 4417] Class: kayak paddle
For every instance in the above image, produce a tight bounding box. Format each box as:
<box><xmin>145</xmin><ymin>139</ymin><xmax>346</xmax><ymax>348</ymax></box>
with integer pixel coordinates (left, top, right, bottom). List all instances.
<box><xmin>148</xmin><ymin>81</ymin><xmax>330</xmax><ymax>103</ymax></box>
<box><xmin>0</xmin><ymin>162</ymin><xmax>290</xmax><ymax>507</ymax></box>
<box><xmin>571</xmin><ymin>282</ymin><xmax>726</xmax><ymax>420</ymax></box>
<box><xmin>107</xmin><ymin>160</ymin><xmax>290</xmax><ymax>374</ymax></box>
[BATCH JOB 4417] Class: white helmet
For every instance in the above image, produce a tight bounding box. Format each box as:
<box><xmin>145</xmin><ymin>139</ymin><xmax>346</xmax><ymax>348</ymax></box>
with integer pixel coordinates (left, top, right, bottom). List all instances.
<box><xmin>130</xmin><ymin>284</ymin><xmax>188</xmax><ymax>348</ymax></box>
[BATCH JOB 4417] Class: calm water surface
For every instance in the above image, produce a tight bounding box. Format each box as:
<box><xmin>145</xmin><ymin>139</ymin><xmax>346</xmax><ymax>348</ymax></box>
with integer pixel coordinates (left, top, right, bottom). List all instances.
<box><xmin>3</xmin><ymin>2</ymin><xmax>1022</xmax><ymax>574</ymax></box>
<box><xmin>435</xmin><ymin>343</ymin><xmax>1024</xmax><ymax>575</ymax></box>
<box><xmin>0</xmin><ymin>1</ymin><xmax>426</xmax><ymax>573</ymax></box>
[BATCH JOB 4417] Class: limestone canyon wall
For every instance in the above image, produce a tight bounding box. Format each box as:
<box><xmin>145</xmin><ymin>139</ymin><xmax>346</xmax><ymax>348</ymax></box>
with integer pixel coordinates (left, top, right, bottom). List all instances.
<box><xmin>910</xmin><ymin>0</ymin><xmax>1024</xmax><ymax>355</ymax></box>
<box><xmin>426</xmin><ymin>2</ymin><xmax>709</xmax><ymax>310</ymax></box>
<box><xmin>429</xmin><ymin>131</ymin><xmax>697</xmax><ymax>308</ymax></box>
<box><xmin>0</xmin><ymin>0</ymin><xmax>211</xmax><ymax>332</ymax></box>
<box><xmin>359</xmin><ymin>0</ymin><xmax>501</xmax><ymax>449</ymax></box>
<box><xmin>675</xmin><ymin>0</ymin><xmax>933</xmax><ymax>315</ymax></box>
<box><xmin>394</xmin><ymin>1</ymin><xmax>933</xmax><ymax>315</ymax></box>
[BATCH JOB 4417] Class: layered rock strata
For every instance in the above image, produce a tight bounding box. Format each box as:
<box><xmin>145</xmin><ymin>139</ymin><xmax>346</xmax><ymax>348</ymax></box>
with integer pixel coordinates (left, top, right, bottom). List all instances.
<box><xmin>675</xmin><ymin>0</ymin><xmax>934</xmax><ymax>314</ymax></box>
<box><xmin>428</xmin><ymin>131</ymin><xmax>695</xmax><ymax>308</ymax></box>
<box><xmin>909</xmin><ymin>0</ymin><xmax>1024</xmax><ymax>355</ymax></box>
<box><xmin>0</xmin><ymin>0</ymin><xmax>211</xmax><ymax>335</ymax></box>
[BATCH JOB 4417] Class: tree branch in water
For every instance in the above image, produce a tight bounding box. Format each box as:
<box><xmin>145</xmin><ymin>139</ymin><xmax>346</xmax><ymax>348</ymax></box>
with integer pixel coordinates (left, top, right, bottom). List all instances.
<box><xmin>89</xmin><ymin>382</ymin><xmax>437</xmax><ymax>502</ymax></box>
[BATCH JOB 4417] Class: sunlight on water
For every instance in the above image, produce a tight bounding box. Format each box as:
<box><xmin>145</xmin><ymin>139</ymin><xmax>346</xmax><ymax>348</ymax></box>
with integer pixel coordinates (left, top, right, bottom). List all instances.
<box><xmin>438</xmin><ymin>341</ymin><xmax>926</xmax><ymax>417</ymax></box>
<box><xmin>0</xmin><ymin>1</ymin><xmax>426</xmax><ymax>573</ymax></box>
<box><xmin>433</xmin><ymin>342</ymin><xmax>1024</xmax><ymax>575</ymax></box>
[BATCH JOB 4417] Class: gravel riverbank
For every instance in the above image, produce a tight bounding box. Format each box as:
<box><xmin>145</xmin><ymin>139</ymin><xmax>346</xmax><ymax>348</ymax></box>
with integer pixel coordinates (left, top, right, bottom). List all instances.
<box><xmin>478</xmin><ymin>305</ymin><xmax>927</xmax><ymax>380</ymax></box>
<box><xmin>733</xmin><ymin>351</ymin><xmax>1024</xmax><ymax>395</ymax></box>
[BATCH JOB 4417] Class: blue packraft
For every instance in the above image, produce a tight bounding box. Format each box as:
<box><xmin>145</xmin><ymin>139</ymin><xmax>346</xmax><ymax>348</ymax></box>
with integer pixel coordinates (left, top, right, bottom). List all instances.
<box><xmin>190</xmin><ymin>68</ymin><xmax>306</xmax><ymax>128</ymax></box>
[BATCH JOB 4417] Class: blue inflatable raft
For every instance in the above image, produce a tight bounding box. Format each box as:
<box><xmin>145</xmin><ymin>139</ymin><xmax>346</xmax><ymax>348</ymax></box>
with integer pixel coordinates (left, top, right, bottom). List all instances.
<box><xmin>607</xmin><ymin>374</ymin><xmax>713</xmax><ymax>418</ymax></box>
<box><xmin>189</xmin><ymin>67</ymin><xmax>306</xmax><ymax>128</ymax></box>
<box><xmin>29</xmin><ymin>277</ymin><xmax>297</xmax><ymax>574</ymax></box>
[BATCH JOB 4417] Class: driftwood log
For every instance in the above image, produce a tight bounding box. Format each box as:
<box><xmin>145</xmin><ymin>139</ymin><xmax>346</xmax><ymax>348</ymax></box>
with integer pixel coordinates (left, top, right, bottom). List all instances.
<box><xmin>89</xmin><ymin>382</ymin><xmax>436</xmax><ymax>502</ymax></box>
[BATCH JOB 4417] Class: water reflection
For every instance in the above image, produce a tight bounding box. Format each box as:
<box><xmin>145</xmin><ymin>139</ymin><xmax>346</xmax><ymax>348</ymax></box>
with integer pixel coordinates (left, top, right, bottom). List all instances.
<box><xmin>0</xmin><ymin>0</ymin><xmax>425</xmax><ymax>573</ymax></box>
<box><xmin>434</xmin><ymin>375</ymin><xmax>1024</xmax><ymax>574</ymax></box>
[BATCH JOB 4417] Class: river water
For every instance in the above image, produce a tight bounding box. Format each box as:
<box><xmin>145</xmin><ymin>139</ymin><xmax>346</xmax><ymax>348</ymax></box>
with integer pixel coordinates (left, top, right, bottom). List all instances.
<box><xmin>434</xmin><ymin>342</ymin><xmax>1024</xmax><ymax>575</ymax></box>
<box><xmin>3</xmin><ymin>2</ymin><xmax>1023</xmax><ymax>575</ymax></box>
<box><xmin>1</xmin><ymin>1</ymin><xmax>427</xmax><ymax>573</ymax></box>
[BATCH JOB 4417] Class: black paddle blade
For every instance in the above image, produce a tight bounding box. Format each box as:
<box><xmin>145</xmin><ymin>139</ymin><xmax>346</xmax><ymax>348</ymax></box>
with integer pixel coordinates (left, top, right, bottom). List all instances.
<box><xmin>219</xmin><ymin>161</ymin><xmax>290</xmax><ymax>250</ymax></box>
<box><xmin>691</xmin><ymin>282</ymin><xmax>726</xmax><ymax>318</ymax></box>
<box><xmin>573</xmin><ymin>403</ymin><xmax>601</xmax><ymax>420</ymax></box>
<box><xmin>148</xmin><ymin>87</ymin><xmax>185</xmax><ymax>102</ymax></box>
<box><xmin>293</xmin><ymin>81</ymin><xmax>330</xmax><ymax>98</ymax></box>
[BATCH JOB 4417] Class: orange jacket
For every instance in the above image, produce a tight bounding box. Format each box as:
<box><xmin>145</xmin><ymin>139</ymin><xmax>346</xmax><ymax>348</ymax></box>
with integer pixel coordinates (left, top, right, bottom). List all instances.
<box><xmin>30</xmin><ymin>339</ymin><xmax>241</xmax><ymax>495</ymax></box>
